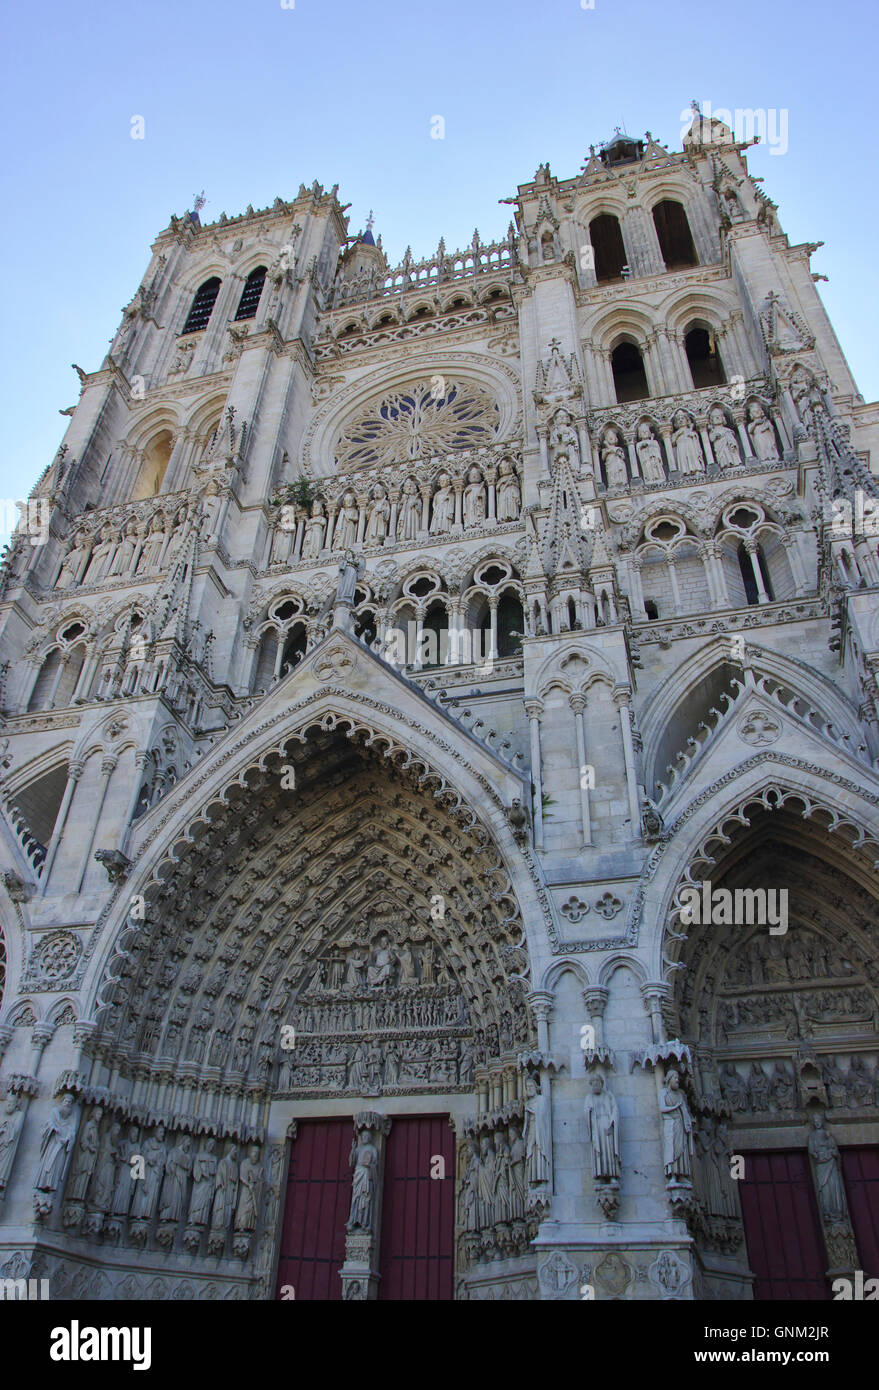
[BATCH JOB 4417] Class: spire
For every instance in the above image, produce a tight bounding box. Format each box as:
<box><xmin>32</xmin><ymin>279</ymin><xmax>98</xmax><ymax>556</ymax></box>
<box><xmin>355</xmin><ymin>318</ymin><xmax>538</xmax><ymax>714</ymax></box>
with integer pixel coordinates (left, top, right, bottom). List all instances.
<box><xmin>361</xmin><ymin>209</ymin><xmax>376</xmax><ymax>246</ymax></box>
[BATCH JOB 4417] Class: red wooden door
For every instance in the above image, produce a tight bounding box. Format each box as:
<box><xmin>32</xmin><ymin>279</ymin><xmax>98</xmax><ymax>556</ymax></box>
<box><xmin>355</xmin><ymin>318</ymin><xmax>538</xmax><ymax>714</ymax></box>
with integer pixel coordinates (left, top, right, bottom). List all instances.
<box><xmin>378</xmin><ymin>1115</ymin><xmax>455</xmax><ymax>1300</ymax></box>
<box><xmin>739</xmin><ymin>1150</ymin><xmax>829</xmax><ymax>1299</ymax></box>
<box><xmin>275</xmin><ymin>1119</ymin><xmax>352</xmax><ymax>1301</ymax></box>
<box><xmin>841</xmin><ymin>1147</ymin><xmax>879</xmax><ymax>1279</ymax></box>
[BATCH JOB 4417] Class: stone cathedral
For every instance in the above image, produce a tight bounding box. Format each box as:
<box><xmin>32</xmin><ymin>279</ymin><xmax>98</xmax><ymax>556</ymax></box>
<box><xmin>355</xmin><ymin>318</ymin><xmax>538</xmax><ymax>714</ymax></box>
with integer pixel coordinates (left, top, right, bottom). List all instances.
<box><xmin>0</xmin><ymin>105</ymin><xmax>877</xmax><ymax>1303</ymax></box>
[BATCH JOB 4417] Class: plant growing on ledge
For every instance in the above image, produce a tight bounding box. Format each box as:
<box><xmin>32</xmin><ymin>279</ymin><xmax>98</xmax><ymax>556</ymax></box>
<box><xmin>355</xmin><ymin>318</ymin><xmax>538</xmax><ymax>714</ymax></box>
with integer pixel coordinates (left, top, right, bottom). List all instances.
<box><xmin>292</xmin><ymin>476</ymin><xmax>318</xmax><ymax>509</ymax></box>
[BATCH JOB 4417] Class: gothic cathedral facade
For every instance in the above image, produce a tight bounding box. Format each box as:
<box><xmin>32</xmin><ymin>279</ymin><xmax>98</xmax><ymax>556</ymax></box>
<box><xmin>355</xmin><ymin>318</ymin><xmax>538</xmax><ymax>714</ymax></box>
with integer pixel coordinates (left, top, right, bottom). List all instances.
<box><xmin>0</xmin><ymin>108</ymin><xmax>877</xmax><ymax>1302</ymax></box>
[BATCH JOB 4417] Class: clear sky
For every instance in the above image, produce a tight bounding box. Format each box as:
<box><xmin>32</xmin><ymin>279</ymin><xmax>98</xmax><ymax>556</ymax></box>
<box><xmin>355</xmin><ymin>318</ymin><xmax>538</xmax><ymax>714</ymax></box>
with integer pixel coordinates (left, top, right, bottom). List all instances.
<box><xmin>1</xmin><ymin>0</ymin><xmax>876</xmax><ymax>538</ymax></box>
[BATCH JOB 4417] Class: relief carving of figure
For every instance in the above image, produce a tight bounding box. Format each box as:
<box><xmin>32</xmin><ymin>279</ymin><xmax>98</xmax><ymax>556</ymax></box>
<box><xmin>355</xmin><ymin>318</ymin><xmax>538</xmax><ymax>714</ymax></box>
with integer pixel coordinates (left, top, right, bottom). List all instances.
<box><xmin>397</xmin><ymin>479</ymin><xmax>421</xmax><ymax>542</ymax></box>
<box><xmin>111</xmin><ymin>1124</ymin><xmax>140</xmax><ymax>1216</ymax></box>
<box><xmin>56</xmin><ymin>531</ymin><xmax>90</xmax><ymax>590</ymax></box>
<box><xmin>130</xmin><ymin>1124</ymin><xmax>166</xmax><ymax>1219</ymax></box>
<box><xmin>550</xmin><ymin>409</ymin><xmax>580</xmax><ymax>469</ymax></box>
<box><xmin>188</xmin><ymin>1139</ymin><xmax>217</xmax><ymax>1225</ymax></box>
<box><xmin>583</xmin><ymin>1073</ymin><xmax>621</xmax><ymax>1181</ymax></box>
<box><xmin>476</xmin><ymin>1133</ymin><xmax>496</xmax><ymax>1228</ymax></box>
<box><xmin>333</xmin><ymin>492</ymin><xmax>359</xmax><ymax>551</ymax></box>
<box><xmin>635</xmin><ymin>422</ymin><xmax>665</xmax><ymax>482</ymax></box>
<box><xmin>0</xmin><ymin>1095</ymin><xmax>25</xmax><ymax>1191</ymax></box>
<box><xmin>459</xmin><ymin>1138</ymin><xmax>479</xmax><ymax>1231</ymax></box>
<box><xmin>108</xmin><ymin>520</ymin><xmax>138</xmax><ymax>577</ymax></box>
<box><xmin>747</xmin><ymin>401</ymin><xmax>778</xmax><ymax>461</ymax></box>
<box><xmin>211</xmin><ymin>1142</ymin><xmax>239</xmax><ymax>1230</ymax></box>
<box><xmin>671</xmin><ymin>411</ymin><xmax>705</xmax><ymax>474</ymax></box>
<box><xmin>348</xmin><ymin>1128</ymin><xmax>378</xmax><ymax>1230</ymax></box>
<box><xmin>158</xmin><ymin>1134</ymin><xmax>192</xmax><ymax>1222</ymax></box>
<box><xmin>89</xmin><ymin>1121</ymin><xmax>120</xmax><ymax>1213</ymax></box>
<box><xmin>659</xmin><ymin>1070</ymin><xmax>694</xmax><ymax>1181</ymax></box>
<box><xmin>523</xmin><ymin>1073</ymin><xmax>552</xmax><ymax>1188</ymax></box>
<box><xmin>137</xmin><ymin>515</ymin><xmax>166</xmax><ymax>573</ymax></box>
<box><xmin>234</xmin><ymin>1144</ymin><xmax>262</xmax><ymax>1232</ymax></box>
<box><xmin>34</xmin><ymin>1094</ymin><xmax>78</xmax><ymax>1196</ymax></box>
<box><xmin>708</xmin><ymin>406</ymin><xmax>741</xmax><ymax>468</ymax></box>
<box><xmin>366</xmin><ymin>933</ymin><xmax>395</xmax><ymax>989</ymax></box>
<box><xmin>66</xmin><ymin>1105</ymin><xmax>103</xmax><ymax>1202</ymax></box>
<box><xmin>508</xmin><ymin>1123</ymin><xmax>526</xmax><ymax>1217</ymax></box>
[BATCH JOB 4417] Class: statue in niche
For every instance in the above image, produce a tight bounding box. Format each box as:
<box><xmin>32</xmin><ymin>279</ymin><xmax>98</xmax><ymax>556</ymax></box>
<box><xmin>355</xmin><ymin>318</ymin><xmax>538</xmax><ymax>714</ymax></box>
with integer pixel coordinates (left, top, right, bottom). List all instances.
<box><xmin>748</xmin><ymin>1062</ymin><xmax>770</xmax><ymax>1111</ymax></box>
<box><xmin>671</xmin><ymin>411</ymin><xmax>705</xmax><ymax>474</ymax></box>
<box><xmin>808</xmin><ymin>1114</ymin><xmax>847</xmax><ymax>1221</ymax></box>
<box><xmin>137</xmin><ymin>515</ymin><xmax>166</xmax><ymax>573</ymax></box>
<box><xmin>0</xmin><ymin>1094</ymin><xmax>25</xmax><ymax>1191</ymax></box>
<box><xmin>131</xmin><ymin>1124</ymin><xmax>166</xmax><ymax>1219</ymax></box>
<box><xmin>364</xmin><ymin>485</ymin><xmax>390</xmax><ymax>544</ymax></box>
<box><xmin>398</xmin><ymin>478</ymin><xmax>421</xmax><ymax>542</ymax></box>
<box><xmin>56</xmin><ymin>531</ymin><xmax>90</xmax><ymax>590</ymax></box>
<box><xmin>508</xmin><ymin>1123</ymin><xmax>526</xmax><ymax>1216</ymax></box>
<box><xmin>460</xmin><ymin>1138</ymin><xmax>479</xmax><ymax>1231</ymax></box>
<box><xmin>848</xmin><ymin>1056</ymin><xmax>874</xmax><ymax>1108</ymax></box>
<box><xmin>234</xmin><ymin>1145</ymin><xmax>262</xmax><ymax>1233</ymax></box>
<box><xmin>713</xmin><ymin>1121</ymin><xmax>739</xmax><ymax>1218</ymax></box>
<box><xmin>109</xmin><ymin>520</ymin><xmax>138</xmax><ymax>576</ymax></box>
<box><xmin>335</xmin><ymin>550</ymin><xmax>359</xmax><ymax>604</ymax></box>
<box><xmin>158</xmin><ymin>1134</ymin><xmax>192</xmax><ymax>1222</ymax></box>
<box><xmin>496</xmin><ymin>459</ymin><xmax>521</xmax><ymax>520</ymax></box>
<box><xmin>708</xmin><ymin>406</ymin><xmax>741</xmax><ymax>468</ymax></box>
<box><xmin>333</xmin><ymin>491</ymin><xmax>359</xmax><ymax>550</ymax></box>
<box><xmin>84</xmin><ymin>524</ymin><xmax>117</xmax><ymax>583</ymax></box>
<box><xmin>111</xmin><ymin>1124</ymin><xmax>140</xmax><ymax>1216</ymax></box>
<box><xmin>430</xmin><ymin>472</ymin><xmax>455</xmax><ymax>534</ymax></box>
<box><xmin>420</xmin><ymin>940</ymin><xmax>436</xmax><ymax>985</ymax></box>
<box><xmin>583</xmin><ymin>1073</ymin><xmax>622</xmax><ymax>1181</ymax></box>
<box><xmin>34</xmin><ymin>1094</ymin><xmax>78</xmax><ymax>1197</ymax></box>
<box><xmin>348</xmin><ymin>1045</ymin><xmax>367</xmax><ymax>1090</ymax></box>
<box><xmin>476</xmin><ymin>1134</ymin><xmax>496</xmax><ymax>1228</ymax></box>
<box><xmin>822</xmin><ymin>1058</ymin><xmax>849</xmax><ymax>1109</ymax></box>
<box><xmin>550</xmin><ymin>409</ymin><xmax>581</xmax><ymax>469</ymax></box>
<box><xmin>659</xmin><ymin>1070</ymin><xmax>694</xmax><ymax>1181</ymax></box>
<box><xmin>458</xmin><ymin>1040</ymin><xmax>474</xmax><ymax>1085</ymax></box>
<box><xmin>635</xmin><ymin>422</ymin><xmax>665</xmax><ymax>482</ymax></box>
<box><xmin>523</xmin><ymin>1073</ymin><xmax>552</xmax><ymax>1188</ymax></box>
<box><xmin>494</xmin><ymin>1130</ymin><xmax>513</xmax><ymax>1222</ymax></box>
<box><xmin>66</xmin><ymin>1105</ymin><xmax>103</xmax><ymax>1202</ymax></box>
<box><xmin>366</xmin><ymin>933</ymin><xmax>395</xmax><ymax>988</ymax></box>
<box><xmin>347</xmin><ymin>1128</ymin><xmax>378</xmax><ymax>1230</ymax></box>
<box><xmin>384</xmin><ymin>1045</ymin><xmax>400</xmax><ymax>1086</ymax></box>
<box><xmin>747</xmin><ymin>401</ymin><xmax>778</xmax><ymax>461</ymax></box>
<box><xmin>188</xmin><ymin>1139</ymin><xmax>218</xmax><ymax>1225</ymax></box>
<box><xmin>769</xmin><ymin>1061</ymin><xmax>796</xmax><ymax>1111</ymax></box>
<box><xmin>89</xmin><ymin>1121</ymin><xmax>120</xmax><ymax>1213</ymax></box>
<box><xmin>301</xmin><ymin>499</ymin><xmax>327</xmax><ymax>559</ymax></box>
<box><xmin>463</xmin><ymin>467</ymin><xmax>486</xmax><ymax>529</ymax></box>
<box><xmin>211</xmin><ymin>1142</ymin><xmax>239</xmax><ymax>1231</ymax></box>
<box><xmin>396</xmin><ymin>941</ymin><xmax>418</xmax><ymax>986</ymax></box>
<box><xmin>343</xmin><ymin>947</ymin><xmax>367</xmax><ymax>990</ymax></box>
<box><xmin>600</xmin><ymin>428</ymin><xmax>628</xmax><ymax>488</ymax></box>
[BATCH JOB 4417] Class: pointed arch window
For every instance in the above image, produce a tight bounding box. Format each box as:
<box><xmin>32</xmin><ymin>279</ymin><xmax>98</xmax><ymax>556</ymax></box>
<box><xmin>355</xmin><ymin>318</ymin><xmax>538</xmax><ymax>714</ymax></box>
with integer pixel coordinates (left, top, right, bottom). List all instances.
<box><xmin>589</xmin><ymin>214</ymin><xmax>627</xmax><ymax>283</ymax></box>
<box><xmin>653</xmin><ymin>200</ymin><xmax>698</xmax><ymax>270</ymax></box>
<box><xmin>611</xmin><ymin>341</ymin><xmax>649</xmax><ymax>403</ymax></box>
<box><xmin>685</xmin><ymin>325</ymin><xmax>725</xmax><ymax>389</ymax></box>
<box><xmin>234</xmin><ymin>267</ymin><xmax>267</xmax><ymax>321</ymax></box>
<box><xmin>181</xmin><ymin>277</ymin><xmax>221</xmax><ymax>334</ymax></box>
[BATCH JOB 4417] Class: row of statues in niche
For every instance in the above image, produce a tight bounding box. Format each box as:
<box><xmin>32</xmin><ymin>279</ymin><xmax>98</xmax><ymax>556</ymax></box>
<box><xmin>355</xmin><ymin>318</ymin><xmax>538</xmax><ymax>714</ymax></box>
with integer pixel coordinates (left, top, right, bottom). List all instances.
<box><xmin>548</xmin><ymin>401</ymin><xmax>781</xmax><ymax>486</ymax></box>
<box><xmin>722</xmin><ymin>932</ymin><xmax>858</xmax><ymax>988</ymax></box>
<box><xmin>278</xmin><ymin>1033</ymin><xmax>474</xmax><ymax>1092</ymax></box>
<box><xmin>720</xmin><ymin>1055</ymin><xmax>878</xmax><ymax>1112</ymax></box>
<box><xmin>715</xmin><ymin>985</ymin><xmax>873</xmax><ymax>1039</ymax></box>
<box><xmin>37</xmin><ymin>1098</ymin><xmax>265</xmax><ymax>1257</ymax></box>
<box><xmin>303</xmin><ymin>933</ymin><xmax>454</xmax><ymax>995</ymax></box>
<box><xmin>272</xmin><ymin>461</ymin><xmax>522</xmax><ymax>565</ymax></box>
<box><xmin>55</xmin><ymin>508</ymin><xmax>190</xmax><ymax>590</ymax></box>
<box><xmin>292</xmin><ymin>990</ymin><xmax>466</xmax><ymax>1033</ymax></box>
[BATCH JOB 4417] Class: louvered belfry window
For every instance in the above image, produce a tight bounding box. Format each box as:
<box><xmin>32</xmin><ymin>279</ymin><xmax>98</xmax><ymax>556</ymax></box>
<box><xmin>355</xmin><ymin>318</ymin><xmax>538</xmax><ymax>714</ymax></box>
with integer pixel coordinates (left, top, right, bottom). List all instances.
<box><xmin>234</xmin><ymin>266</ymin><xmax>267</xmax><ymax>321</ymax></box>
<box><xmin>181</xmin><ymin>276</ymin><xmax>222</xmax><ymax>334</ymax></box>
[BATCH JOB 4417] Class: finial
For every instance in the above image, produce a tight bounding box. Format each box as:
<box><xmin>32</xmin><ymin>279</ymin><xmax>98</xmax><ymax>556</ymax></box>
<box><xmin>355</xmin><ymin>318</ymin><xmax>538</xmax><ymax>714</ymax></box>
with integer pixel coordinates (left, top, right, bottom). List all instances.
<box><xmin>192</xmin><ymin>190</ymin><xmax>206</xmax><ymax>215</ymax></box>
<box><xmin>366</xmin><ymin>209</ymin><xmax>375</xmax><ymax>233</ymax></box>
<box><xmin>691</xmin><ymin>99</ymin><xmax>701</xmax><ymax>117</ymax></box>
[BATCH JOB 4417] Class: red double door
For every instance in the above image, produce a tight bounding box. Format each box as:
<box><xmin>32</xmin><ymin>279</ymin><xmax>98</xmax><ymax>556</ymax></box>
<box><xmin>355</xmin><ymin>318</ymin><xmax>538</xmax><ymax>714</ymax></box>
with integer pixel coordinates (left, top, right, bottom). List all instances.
<box><xmin>739</xmin><ymin>1147</ymin><xmax>879</xmax><ymax>1300</ymax></box>
<box><xmin>275</xmin><ymin>1116</ymin><xmax>455</xmax><ymax>1301</ymax></box>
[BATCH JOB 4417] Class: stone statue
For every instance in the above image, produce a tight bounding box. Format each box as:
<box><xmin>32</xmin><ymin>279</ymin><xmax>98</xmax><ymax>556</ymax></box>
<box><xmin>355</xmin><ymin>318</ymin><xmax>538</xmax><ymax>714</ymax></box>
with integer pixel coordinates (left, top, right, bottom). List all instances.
<box><xmin>708</xmin><ymin>406</ymin><xmax>741</xmax><ymax>468</ymax></box>
<box><xmin>747</xmin><ymin>401</ymin><xmax>778</xmax><ymax>461</ymax></box>
<box><xmin>333</xmin><ymin>491</ymin><xmax>359</xmax><ymax>550</ymax></box>
<box><xmin>34</xmin><ymin>1094</ymin><xmax>78</xmax><ymax>1196</ymax></box>
<box><xmin>111</xmin><ymin>1124</ymin><xmax>140</xmax><ymax>1216</ymax></box>
<box><xmin>108</xmin><ymin>520</ymin><xmax>138</xmax><ymax>576</ymax></box>
<box><xmin>463</xmin><ymin>468</ymin><xmax>486</xmax><ymax>529</ymax></box>
<box><xmin>364</xmin><ymin>485</ymin><xmax>390</xmax><ymax>544</ymax></box>
<box><xmin>460</xmin><ymin>1138</ymin><xmax>479</xmax><ymax>1230</ymax></box>
<box><xmin>56</xmin><ymin>532</ymin><xmax>89</xmax><ymax>590</ymax></box>
<box><xmin>659</xmin><ymin>1070</ymin><xmax>694</xmax><ymax>1180</ymax></box>
<box><xmin>66</xmin><ymin>1105</ymin><xmax>103</xmax><ymax>1201</ymax></box>
<box><xmin>158</xmin><ymin>1134</ymin><xmax>192</xmax><ymax>1222</ymax></box>
<box><xmin>366</xmin><ymin>933</ymin><xmax>394</xmax><ymax>988</ymax></box>
<box><xmin>508</xmin><ymin>1123</ymin><xmax>526</xmax><ymax>1217</ymax></box>
<box><xmin>301</xmin><ymin>499</ymin><xmax>327</xmax><ymax>559</ymax></box>
<box><xmin>523</xmin><ymin>1073</ymin><xmax>552</xmax><ymax>1187</ymax></box>
<box><xmin>89</xmin><ymin>1121</ymin><xmax>120</xmax><ymax>1213</ymax></box>
<box><xmin>550</xmin><ymin>410</ymin><xmax>580</xmax><ymax>469</ymax></box>
<box><xmin>335</xmin><ymin>551</ymin><xmax>358</xmax><ymax>605</ymax></box>
<box><xmin>397</xmin><ymin>479</ymin><xmax>421</xmax><ymax>542</ymax></box>
<box><xmin>494</xmin><ymin>1131</ymin><xmax>513</xmax><ymax>1222</ymax></box>
<box><xmin>429</xmin><ymin>472</ymin><xmax>455</xmax><ymax>533</ymax></box>
<box><xmin>601</xmin><ymin>429</ymin><xmax>628</xmax><ymax>487</ymax></box>
<box><xmin>671</xmin><ymin>411</ymin><xmax>705</xmax><ymax>474</ymax></box>
<box><xmin>807</xmin><ymin>1114</ymin><xmax>847</xmax><ymax>1221</ymax></box>
<box><xmin>584</xmin><ymin>1073</ymin><xmax>621</xmax><ymax>1181</ymax></box>
<box><xmin>635</xmin><ymin>422</ymin><xmax>665</xmax><ymax>482</ymax></box>
<box><xmin>0</xmin><ymin>1094</ymin><xmax>25</xmax><ymax>1191</ymax></box>
<box><xmin>476</xmin><ymin>1133</ymin><xmax>496</xmax><ymax>1228</ymax></box>
<box><xmin>347</xmin><ymin>1128</ymin><xmax>378</xmax><ymax>1230</ymax></box>
<box><xmin>84</xmin><ymin>525</ymin><xmax>116</xmax><ymax>583</ymax></box>
<box><xmin>234</xmin><ymin>1144</ymin><xmax>262</xmax><ymax>1232</ymax></box>
<box><xmin>188</xmin><ymin>1139</ymin><xmax>217</xmax><ymax>1225</ymax></box>
<box><xmin>137</xmin><ymin>515</ymin><xmax>166</xmax><ymax>572</ymax></box>
<box><xmin>211</xmin><ymin>1142</ymin><xmax>239</xmax><ymax>1230</ymax></box>
<box><xmin>130</xmin><ymin>1124</ymin><xmax>166</xmax><ymax>1219</ymax></box>
<box><xmin>496</xmin><ymin>459</ymin><xmax>521</xmax><ymax>520</ymax></box>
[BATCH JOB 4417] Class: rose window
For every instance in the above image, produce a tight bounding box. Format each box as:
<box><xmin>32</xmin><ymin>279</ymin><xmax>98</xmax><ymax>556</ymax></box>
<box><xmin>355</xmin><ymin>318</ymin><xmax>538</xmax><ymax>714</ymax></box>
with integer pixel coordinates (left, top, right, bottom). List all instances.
<box><xmin>335</xmin><ymin>380</ymin><xmax>499</xmax><ymax>469</ymax></box>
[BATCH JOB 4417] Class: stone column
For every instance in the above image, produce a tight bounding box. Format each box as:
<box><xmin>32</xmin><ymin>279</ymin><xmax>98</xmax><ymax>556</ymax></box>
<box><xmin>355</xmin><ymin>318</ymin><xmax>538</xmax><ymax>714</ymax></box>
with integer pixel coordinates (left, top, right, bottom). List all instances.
<box><xmin>77</xmin><ymin>755</ymin><xmax>117</xmax><ymax>891</ymax></box>
<box><xmin>614</xmin><ymin>686</ymin><xmax>642</xmax><ymax>840</ymax></box>
<box><xmin>627</xmin><ymin>558</ymin><xmax>647</xmax><ymax>620</ymax></box>
<box><xmin>40</xmin><ymin>759</ymin><xmax>85</xmax><ymax>892</ymax></box>
<box><xmin>525</xmin><ymin>699</ymin><xmax>545</xmax><ymax>852</ymax></box>
<box><xmin>743</xmin><ymin>538</ymin><xmax>770</xmax><ymax>604</ymax></box>
<box><xmin>569</xmin><ymin>693</ymin><xmax>592</xmax><ymax>847</ymax></box>
<box><xmin>527</xmin><ymin>991</ymin><xmax>554</xmax><ymax>1053</ymax></box>
<box><xmin>581</xmin><ymin>988</ymin><xmax>609</xmax><ymax>1050</ymax></box>
<box><xmin>119</xmin><ymin>751</ymin><xmax>152</xmax><ymax>854</ymax></box>
<box><xmin>338</xmin><ymin>1112</ymin><xmax>392</xmax><ymax>1301</ymax></box>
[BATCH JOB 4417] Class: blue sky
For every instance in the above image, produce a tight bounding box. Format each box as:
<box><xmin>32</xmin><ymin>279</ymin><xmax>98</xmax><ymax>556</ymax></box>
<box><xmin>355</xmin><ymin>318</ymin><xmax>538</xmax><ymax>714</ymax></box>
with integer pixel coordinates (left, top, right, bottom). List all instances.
<box><xmin>1</xmin><ymin>0</ymin><xmax>877</xmax><ymax>531</ymax></box>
